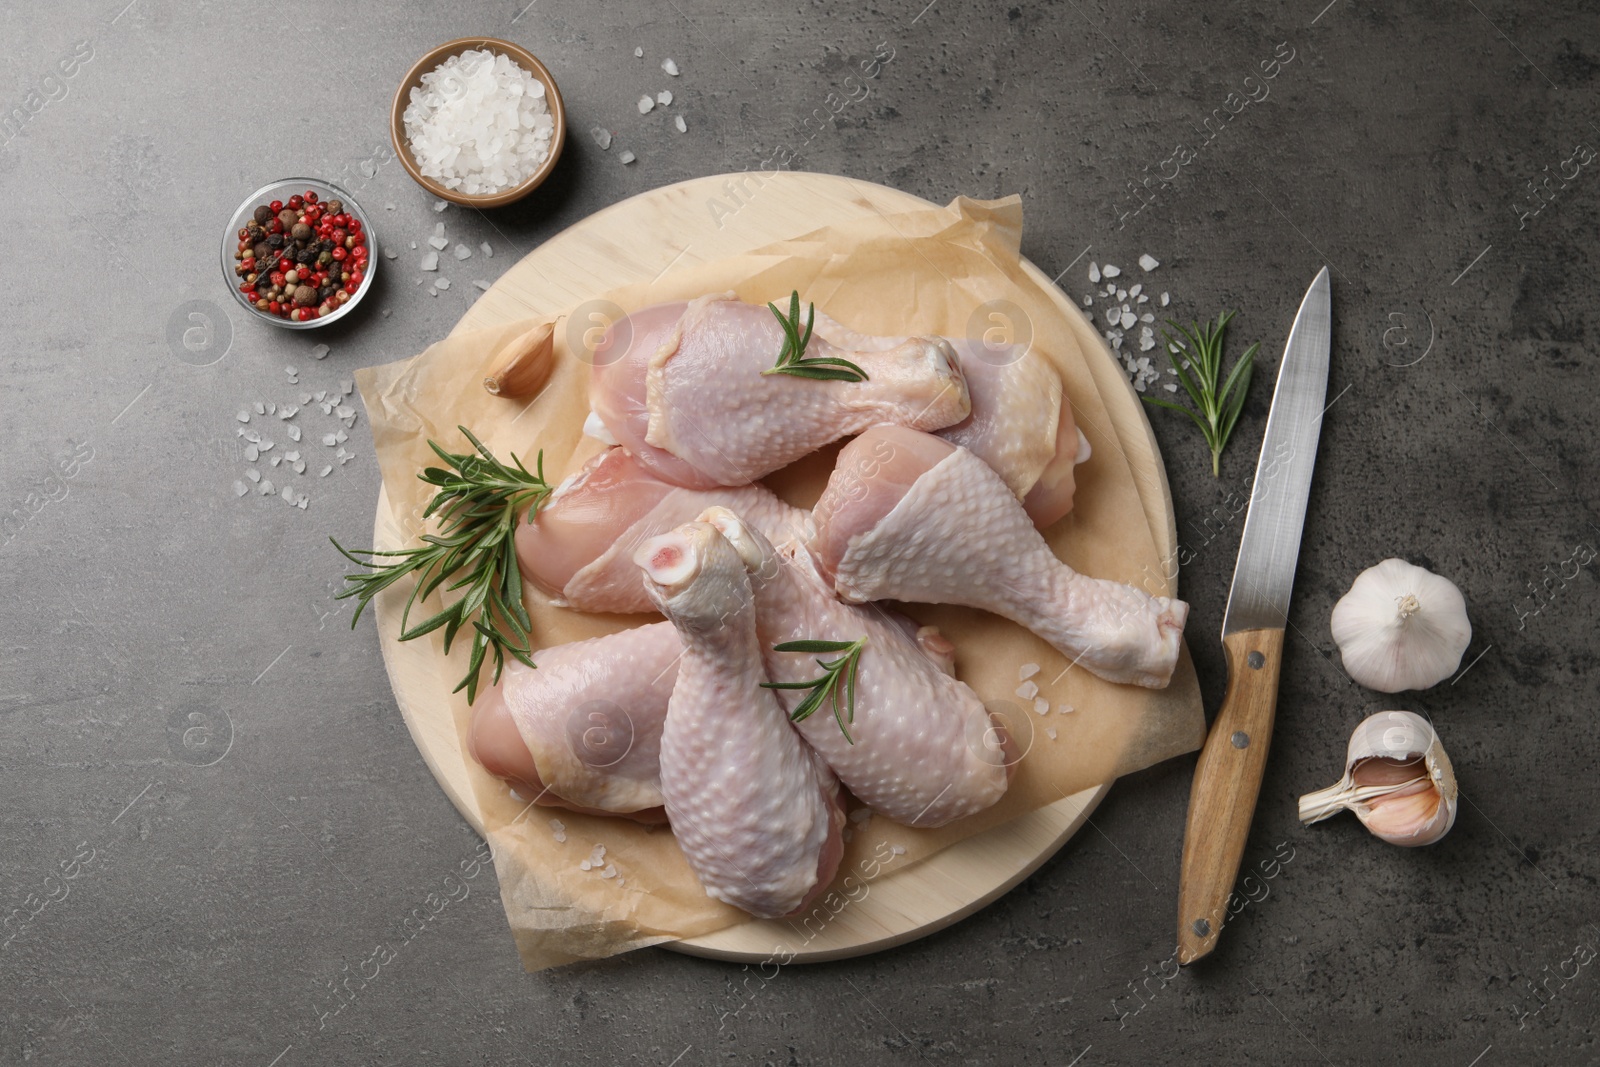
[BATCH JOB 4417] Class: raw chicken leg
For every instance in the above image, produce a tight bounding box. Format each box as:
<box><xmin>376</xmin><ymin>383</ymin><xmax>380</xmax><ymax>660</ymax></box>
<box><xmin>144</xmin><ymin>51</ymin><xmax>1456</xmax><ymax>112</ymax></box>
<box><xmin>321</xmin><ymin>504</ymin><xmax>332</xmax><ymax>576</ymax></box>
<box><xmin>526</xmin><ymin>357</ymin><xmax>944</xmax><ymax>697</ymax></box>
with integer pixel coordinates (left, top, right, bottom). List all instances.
<box><xmin>939</xmin><ymin>341</ymin><xmax>1089</xmax><ymax>528</ymax></box>
<box><xmin>469</xmin><ymin>623</ymin><xmax>677</xmax><ymax>822</ymax></box>
<box><xmin>811</xmin><ymin>425</ymin><xmax>1188</xmax><ymax>689</ymax></box>
<box><xmin>518</xmin><ymin>446</ymin><xmax>810</xmax><ymax>614</ymax></box>
<box><xmin>591</xmin><ymin>293</ymin><xmax>970</xmax><ymax>487</ymax></box>
<box><xmin>700</xmin><ymin>507</ymin><xmax>1011</xmax><ymax>827</ymax></box>
<box><xmin>636</xmin><ymin>520</ymin><xmax>843</xmax><ymax>917</ymax></box>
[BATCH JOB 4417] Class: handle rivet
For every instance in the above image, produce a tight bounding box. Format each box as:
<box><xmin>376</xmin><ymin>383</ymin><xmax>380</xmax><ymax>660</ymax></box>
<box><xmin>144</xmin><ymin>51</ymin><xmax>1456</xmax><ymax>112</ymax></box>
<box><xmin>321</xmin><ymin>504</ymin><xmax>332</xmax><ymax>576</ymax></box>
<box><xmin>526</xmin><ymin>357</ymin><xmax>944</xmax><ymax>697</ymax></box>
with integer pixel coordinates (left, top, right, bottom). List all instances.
<box><xmin>1231</xmin><ymin>731</ymin><xmax>1250</xmax><ymax>749</ymax></box>
<box><xmin>1248</xmin><ymin>651</ymin><xmax>1265</xmax><ymax>669</ymax></box>
<box><xmin>1191</xmin><ymin>918</ymin><xmax>1211</xmax><ymax>937</ymax></box>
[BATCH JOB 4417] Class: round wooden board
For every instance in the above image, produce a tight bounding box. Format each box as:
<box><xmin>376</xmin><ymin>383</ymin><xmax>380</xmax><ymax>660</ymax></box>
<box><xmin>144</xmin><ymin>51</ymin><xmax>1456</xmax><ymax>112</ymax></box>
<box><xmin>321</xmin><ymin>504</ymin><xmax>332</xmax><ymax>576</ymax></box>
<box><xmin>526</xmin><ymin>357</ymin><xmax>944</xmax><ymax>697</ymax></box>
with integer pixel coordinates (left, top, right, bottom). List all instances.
<box><xmin>376</xmin><ymin>172</ymin><xmax>1179</xmax><ymax>963</ymax></box>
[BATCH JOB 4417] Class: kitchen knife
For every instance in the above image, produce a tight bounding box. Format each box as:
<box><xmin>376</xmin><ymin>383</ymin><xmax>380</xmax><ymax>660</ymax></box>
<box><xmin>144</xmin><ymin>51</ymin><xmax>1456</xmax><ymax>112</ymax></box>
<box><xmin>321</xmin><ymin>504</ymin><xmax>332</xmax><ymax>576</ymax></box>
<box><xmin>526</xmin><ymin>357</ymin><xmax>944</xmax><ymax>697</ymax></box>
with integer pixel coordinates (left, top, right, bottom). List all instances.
<box><xmin>1175</xmin><ymin>267</ymin><xmax>1332</xmax><ymax>965</ymax></box>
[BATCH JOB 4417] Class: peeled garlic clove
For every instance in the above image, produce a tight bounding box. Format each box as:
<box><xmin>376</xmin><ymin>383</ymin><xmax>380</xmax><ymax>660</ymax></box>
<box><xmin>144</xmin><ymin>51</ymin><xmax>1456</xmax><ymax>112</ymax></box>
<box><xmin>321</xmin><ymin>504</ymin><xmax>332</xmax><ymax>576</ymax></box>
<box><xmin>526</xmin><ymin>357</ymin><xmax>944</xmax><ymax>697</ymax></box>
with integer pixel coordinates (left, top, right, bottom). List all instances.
<box><xmin>1330</xmin><ymin>558</ymin><xmax>1471</xmax><ymax>691</ymax></box>
<box><xmin>1299</xmin><ymin>710</ymin><xmax>1457</xmax><ymax>847</ymax></box>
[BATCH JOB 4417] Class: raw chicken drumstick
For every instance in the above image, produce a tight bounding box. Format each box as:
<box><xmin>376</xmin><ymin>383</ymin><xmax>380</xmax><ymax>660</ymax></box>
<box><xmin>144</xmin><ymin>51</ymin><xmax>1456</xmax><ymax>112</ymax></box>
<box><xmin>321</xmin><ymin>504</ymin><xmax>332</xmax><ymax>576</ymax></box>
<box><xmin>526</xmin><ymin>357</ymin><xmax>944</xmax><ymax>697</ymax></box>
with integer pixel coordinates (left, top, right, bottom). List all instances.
<box><xmin>810</xmin><ymin>425</ymin><xmax>1188</xmax><ymax>689</ymax></box>
<box><xmin>939</xmin><ymin>341</ymin><xmax>1090</xmax><ymax>528</ymax></box>
<box><xmin>518</xmin><ymin>446</ymin><xmax>810</xmax><ymax>615</ymax></box>
<box><xmin>699</xmin><ymin>507</ymin><xmax>1012</xmax><ymax>827</ymax></box>
<box><xmin>469</xmin><ymin>623</ymin><xmax>677</xmax><ymax>823</ymax></box>
<box><xmin>636</xmin><ymin>520</ymin><xmax>844</xmax><ymax>917</ymax></box>
<box><xmin>590</xmin><ymin>293</ymin><xmax>971</xmax><ymax>488</ymax></box>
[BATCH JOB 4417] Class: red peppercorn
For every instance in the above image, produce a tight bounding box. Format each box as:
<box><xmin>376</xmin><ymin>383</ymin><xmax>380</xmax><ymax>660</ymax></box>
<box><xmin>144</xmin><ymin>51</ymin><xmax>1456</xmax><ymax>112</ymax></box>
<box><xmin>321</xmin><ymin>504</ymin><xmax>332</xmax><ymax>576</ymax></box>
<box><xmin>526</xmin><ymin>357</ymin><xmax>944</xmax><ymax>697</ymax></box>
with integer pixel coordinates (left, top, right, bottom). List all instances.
<box><xmin>348</xmin><ymin>220</ymin><xmax>362</xmax><ymax>233</ymax></box>
<box><xmin>349</xmin><ymin>270</ymin><xmax>364</xmax><ymax>287</ymax></box>
<box><xmin>288</xmin><ymin>195</ymin><xmax>303</xmax><ymax>210</ymax></box>
<box><xmin>305</xmin><ymin>191</ymin><xmax>318</xmax><ymax>204</ymax></box>
<box><xmin>269</xmin><ymin>220</ymin><xmax>284</xmax><ymax>234</ymax></box>
<box><xmin>269</xmin><ymin>301</ymin><xmax>281</xmax><ymax>314</ymax></box>
<box><xmin>269</xmin><ymin>199</ymin><xmax>283</xmax><ymax>213</ymax></box>
<box><xmin>331</xmin><ymin>247</ymin><xmax>347</xmax><ymax>262</ymax></box>
<box><xmin>242</xmin><ymin>257</ymin><xmax>256</xmax><ymax>271</ymax></box>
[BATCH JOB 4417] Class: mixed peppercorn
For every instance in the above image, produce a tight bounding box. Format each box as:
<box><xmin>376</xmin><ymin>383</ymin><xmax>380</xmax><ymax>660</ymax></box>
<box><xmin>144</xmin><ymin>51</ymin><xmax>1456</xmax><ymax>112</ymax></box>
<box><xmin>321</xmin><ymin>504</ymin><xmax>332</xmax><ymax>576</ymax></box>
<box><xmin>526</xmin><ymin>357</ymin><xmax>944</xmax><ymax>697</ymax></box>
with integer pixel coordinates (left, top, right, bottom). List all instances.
<box><xmin>232</xmin><ymin>190</ymin><xmax>368</xmax><ymax>321</ymax></box>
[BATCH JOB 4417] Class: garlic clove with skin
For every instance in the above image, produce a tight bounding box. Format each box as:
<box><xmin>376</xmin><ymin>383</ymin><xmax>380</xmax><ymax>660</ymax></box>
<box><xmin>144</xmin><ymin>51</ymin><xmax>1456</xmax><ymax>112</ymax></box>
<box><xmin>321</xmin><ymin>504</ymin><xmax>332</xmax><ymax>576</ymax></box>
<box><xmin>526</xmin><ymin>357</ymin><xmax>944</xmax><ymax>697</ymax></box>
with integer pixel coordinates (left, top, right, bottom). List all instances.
<box><xmin>1299</xmin><ymin>711</ymin><xmax>1457</xmax><ymax>847</ymax></box>
<box><xmin>1330</xmin><ymin>558</ymin><xmax>1471</xmax><ymax>692</ymax></box>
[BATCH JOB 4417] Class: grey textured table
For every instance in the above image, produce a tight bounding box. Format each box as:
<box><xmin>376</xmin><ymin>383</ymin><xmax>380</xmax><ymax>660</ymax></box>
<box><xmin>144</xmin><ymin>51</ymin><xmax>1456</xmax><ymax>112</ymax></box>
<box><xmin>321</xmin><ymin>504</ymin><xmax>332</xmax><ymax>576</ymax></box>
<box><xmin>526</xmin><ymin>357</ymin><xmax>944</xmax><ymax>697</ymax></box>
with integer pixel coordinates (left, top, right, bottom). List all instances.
<box><xmin>4</xmin><ymin>1</ymin><xmax>1597</xmax><ymax>1063</ymax></box>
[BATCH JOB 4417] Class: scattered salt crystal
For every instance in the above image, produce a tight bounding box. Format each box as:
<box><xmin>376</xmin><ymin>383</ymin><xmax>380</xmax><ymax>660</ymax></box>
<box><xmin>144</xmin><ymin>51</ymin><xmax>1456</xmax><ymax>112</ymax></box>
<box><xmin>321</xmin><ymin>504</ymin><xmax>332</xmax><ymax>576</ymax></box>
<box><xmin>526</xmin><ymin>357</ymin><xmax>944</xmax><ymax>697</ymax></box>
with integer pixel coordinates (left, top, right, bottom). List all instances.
<box><xmin>1164</xmin><ymin>383</ymin><xmax>1179</xmax><ymax>392</ymax></box>
<box><xmin>319</xmin><ymin>465</ymin><xmax>332</xmax><ymax>477</ymax></box>
<box><xmin>427</xmin><ymin>235</ymin><xmax>449</xmax><ymax>251</ymax></box>
<box><xmin>282</xmin><ymin>489</ymin><xmax>298</xmax><ymax>507</ymax></box>
<box><xmin>1103</xmin><ymin>307</ymin><xmax>1119</xmax><ymax>325</ymax></box>
<box><xmin>634</xmin><ymin>46</ymin><xmax>643</xmax><ymax>58</ymax></box>
<box><xmin>244</xmin><ymin>445</ymin><xmax>259</xmax><ymax>462</ymax></box>
<box><xmin>421</xmin><ymin>251</ymin><xmax>439</xmax><ymax>271</ymax></box>
<box><xmin>674</xmin><ymin>115</ymin><xmax>687</xmax><ymax>133</ymax></box>
<box><xmin>1104</xmin><ymin>284</ymin><xmax>1116</xmax><ymax>296</ymax></box>
<box><xmin>410</xmin><ymin>241</ymin><xmax>417</xmax><ymax>250</ymax></box>
<box><xmin>1015</xmin><ymin>681</ymin><xmax>1039</xmax><ymax>700</ymax></box>
<box><xmin>285</xmin><ymin>450</ymin><xmax>300</xmax><ymax>463</ymax></box>
<box><xmin>480</xmin><ymin>241</ymin><xmax>493</xmax><ymax>257</ymax></box>
<box><xmin>1160</xmin><ymin>292</ymin><xmax>1170</xmax><ymax>306</ymax></box>
<box><xmin>1034</xmin><ymin>697</ymin><xmax>1050</xmax><ymax>715</ymax></box>
<box><xmin>1082</xmin><ymin>295</ymin><xmax>1092</xmax><ymax>307</ymax></box>
<box><xmin>269</xmin><ymin>457</ymin><xmax>280</xmax><ymax>467</ymax></box>
<box><xmin>259</xmin><ymin>479</ymin><xmax>275</xmax><ymax>495</ymax></box>
<box><xmin>454</xmin><ymin>244</ymin><xmax>472</xmax><ymax>260</ymax></box>
<box><xmin>233</xmin><ymin>480</ymin><xmax>248</xmax><ymax>497</ymax></box>
<box><xmin>237</xmin><ymin>410</ymin><xmax>250</xmax><ymax>423</ymax></box>
<box><xmin>1121</xmin><ymin>311</ymin><xmax>1137</xmax><ymax>330</ymax></box>
<box><xmin>279</xmin><ymin>405</ymin><xmax>298</xmax><ymax>419</ymax></box>
<box><xmin>553</xmin><ymin>831</ymin><xmax>566</xmax><ymax>843</ymax></box>
<box><xmin>1116</xmin><ymin>289</ymin><xmax>1126</xmax><ymax>301</ymax></box>
<box><xmin>1140</xmin><ymin>312</ymin><xmax>1155</xmax><ymax>323</ymax></box>
<box><xmin>435</xmin><ymin>278</ymin><xmax>451</xmax><ymax>291</ymax></box>
<box><xmin>335</xmin><ymin>430</ymin><xmax>348</xmax><ymax>443</ymax></box>
<box><xmin>340</xmin><ymin>380</ymin><xmax>353</xmax><ymax>396</ymax></box>
<box><xmin>246</xmin><ymin>469</ymin><xmax>260</xmax><ymax>483</ymax></box>
<box><xmin>638</xmin><ymin>95</ymin><xmax>655</xmax><ymax>114</ymax></box>
<box><xmin>385</xmin><ymin>202</ymin><xmax>396</xmax><ymax>211</ymax></box>
<box><xmin>311</xmin><ymin>344</ymin><xmax>330</xmax><ymax>360</ymax></box>
<box><xmin>297</xmin><ymin>497</ymin><xmax>307</xmax><ymax>510</ymax></box>
<box><xmin>619</xmin><ymin>150</ymin><xmax>636</xmax><ymax>165</ymax></box>
<box><xmin>322</xmin><ymin>434</ymin><xmax>337</xmax><ymax>446</ymax></box>
<box><xmin>385</xmin><ymin>248</ymin><xmax>398</xmax><ymax>259</ymax></box>
<box><xmin>601</xmin><ymin>864</ymin><xmax>618</xmax><ymax>879</ymax></box>
<box><xmin>550</xmin><ymin>818</ymin><xmax>565</xmax><ymax>832</ymax></box>
<box><xmin>657</xmin><ymin>90</ymin><xmax>673</xmax><ymax>106</ymax></box>
<box><xmin>1046</xmin><ymin>727</ymin><xmax>1058</xmax><ymax>740</ymax></box>
<box><xmin>335</xmin><ymin>405</ymin><xmax>354</xmax><ymax>420</ymax></box>
<box><xmin>253</xmin><ymin>402</ymin><xmax>265</xmax><ymax>415</ymax></box>
<box><xmin>1138</xmin><ymin>253</ymin><xmax>1160</xmax><ymax>272</ymax></box>
<box><xmin>433</xmin><ymin>199</ymin><xmax>449</xmax><ymax>213</ymax></box>
<box><xmin>1018</xmin><ymin>663</ymin><xmax>1040</xmax><ymax>681</ymax></box>
<box><xmin>257</xmin><ymin>439</ymin><xmax>273</xmax><ymax>452</ymax></box>
<box><xmin>299</xmin><ymin>393</ymin><xmax>312</xmax><ymax>404</ymax></box>
<box><xmin>1137</xmin><ymin>294</ymin><xmax>1149</xmax><ymax>304</ymax></box>
<box><xmin>1088</xmin><ymin>262</ymin><xmax>1100</xmax><ymax>283</ymax></box>
<box><xmin>1102</xmin><ymin>263</ymin><xmax>1121</xmax><ymax>278</ymax></box>
<box><xmin>849</xmin><ymin>808</ymin><xmax>873</xmax><ymax>824</ymax></box>
<box><xmin>381</xmin><ymin>309</ymin><xmax>391</xmax><ymax>317</ymax></box>
<box><xmin>662</xmin><ymin>58</ymin><xmax>680</xmax><ymax>76</ymax></box>
<box><xmin>428</xmin><ymin>286</ymin><xmax>438</xmax><ymax>297</ymax></box>
<box><xmin>1128</xmin><ymin>284</ymin><xmax>1142</xmax><ymax>298</ymax></box>
<box><xmin>890</xmin><ymin>845</ymin><xmax>906</xmax><ymax>856</ymax></box>
<box><xmin>473</xmin><ymin>280</ymin><xmax>491</xmax><ymax>291</ymax></box>
<box><xmin>1139</xmin><ymin>334</ymin><xmax>1156</xmax><ymax>353</ymax></box>
<box><xmin>579</xmin><ymin>860</ymin><xmax>592</xmax><ymax>871</ymax></box>
<box><xmin>1058</xmin><ymin>704</ymin><xmax>1075</xmax><ymax>714</ymax></box>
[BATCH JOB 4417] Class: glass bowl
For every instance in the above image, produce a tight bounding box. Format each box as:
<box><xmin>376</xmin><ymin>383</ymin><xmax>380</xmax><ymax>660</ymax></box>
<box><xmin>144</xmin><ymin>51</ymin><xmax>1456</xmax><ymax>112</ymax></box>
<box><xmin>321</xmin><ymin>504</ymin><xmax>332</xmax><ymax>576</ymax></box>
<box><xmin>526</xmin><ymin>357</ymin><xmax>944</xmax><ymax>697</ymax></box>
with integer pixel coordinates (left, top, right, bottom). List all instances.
<box><xmin>221</xmin><ymin>177</ymin><xmax>378</xmax><ymax>330</ymax></box>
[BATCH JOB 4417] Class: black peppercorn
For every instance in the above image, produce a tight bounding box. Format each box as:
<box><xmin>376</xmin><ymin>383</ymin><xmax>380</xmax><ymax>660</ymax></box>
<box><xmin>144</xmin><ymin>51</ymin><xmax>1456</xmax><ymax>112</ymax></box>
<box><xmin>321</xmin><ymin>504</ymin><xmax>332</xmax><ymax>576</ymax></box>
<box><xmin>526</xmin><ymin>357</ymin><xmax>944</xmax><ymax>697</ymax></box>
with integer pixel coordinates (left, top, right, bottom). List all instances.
<box><xmin>295</xmin><ymin>248</ymin><xmax>315</xmax><ymax>265</ymax></box>
<box><xmin>266</xmin><ymin>234</ymin><xmax>285</xmax><ymax>249</ymax></box>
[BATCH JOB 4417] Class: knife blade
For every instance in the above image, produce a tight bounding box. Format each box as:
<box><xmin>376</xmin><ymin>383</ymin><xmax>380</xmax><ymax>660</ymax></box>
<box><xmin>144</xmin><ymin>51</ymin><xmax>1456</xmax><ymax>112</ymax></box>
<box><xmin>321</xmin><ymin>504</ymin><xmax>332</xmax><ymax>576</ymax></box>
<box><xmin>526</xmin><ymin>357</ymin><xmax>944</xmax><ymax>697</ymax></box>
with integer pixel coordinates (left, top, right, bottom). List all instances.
<box><xmin>1175</xmin><ymin>267</ymin><xmax>1332</xmax><ymax>965</ymax></box>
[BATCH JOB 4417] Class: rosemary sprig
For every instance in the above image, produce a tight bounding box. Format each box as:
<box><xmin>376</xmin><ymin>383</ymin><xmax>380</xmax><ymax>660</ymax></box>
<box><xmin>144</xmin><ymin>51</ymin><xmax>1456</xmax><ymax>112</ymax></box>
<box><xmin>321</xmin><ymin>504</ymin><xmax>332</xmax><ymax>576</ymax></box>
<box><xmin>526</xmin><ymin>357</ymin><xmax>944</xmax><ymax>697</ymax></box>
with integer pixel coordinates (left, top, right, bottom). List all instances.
<box><xmin>760</xmin><ymin>636</ymin><xmax>867</xmax><ymax>744</ymax></box>
<box><xmin>760</xmin><ymin>290</ymin><xmax>869</xmax><ymax>382</ymax></box>
<box><xmin>1142</xmin><ymin>310</ymin><xmax>1260</xmax><ymax>477</ymax></box>
<box><xmin>331</xmin><ymin>426</ymin><xmax>551</xmax><ymax>705</ymax></box>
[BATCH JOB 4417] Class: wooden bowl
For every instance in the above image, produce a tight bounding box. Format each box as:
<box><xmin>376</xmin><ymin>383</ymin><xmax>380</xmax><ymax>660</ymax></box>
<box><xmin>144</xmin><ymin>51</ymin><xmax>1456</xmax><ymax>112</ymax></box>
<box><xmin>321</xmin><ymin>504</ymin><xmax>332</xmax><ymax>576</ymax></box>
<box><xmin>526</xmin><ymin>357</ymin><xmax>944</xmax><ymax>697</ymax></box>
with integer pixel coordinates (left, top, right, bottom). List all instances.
<box><xmin>390</xmin><ymin>37</ymin><xmax>566</xmax><ymax>209</ymax></box>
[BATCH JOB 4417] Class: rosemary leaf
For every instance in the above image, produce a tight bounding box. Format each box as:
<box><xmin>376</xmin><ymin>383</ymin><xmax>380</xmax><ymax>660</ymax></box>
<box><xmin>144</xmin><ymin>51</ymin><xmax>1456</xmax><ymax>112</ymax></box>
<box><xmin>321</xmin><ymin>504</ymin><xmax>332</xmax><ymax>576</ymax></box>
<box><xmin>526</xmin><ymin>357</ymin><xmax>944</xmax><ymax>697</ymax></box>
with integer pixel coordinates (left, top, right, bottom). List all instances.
<box><xmin>1142</xmin><ymin>311</ymin><xmax>1260</xmax><ymax>477</ymax></box>
<box><xmin>331</xmin><ymin>425</ymin><xmax>552</xmax><ymax>704</ymax></box>
<box><xmin>760</xmin><ymin>635</ymin><xmax>867</xmax><ymax>744</ymax></box>
<box><xmin>761</xmin><ymin>291</ymin><xmax>869</xmax><ymax>383</ymax></box>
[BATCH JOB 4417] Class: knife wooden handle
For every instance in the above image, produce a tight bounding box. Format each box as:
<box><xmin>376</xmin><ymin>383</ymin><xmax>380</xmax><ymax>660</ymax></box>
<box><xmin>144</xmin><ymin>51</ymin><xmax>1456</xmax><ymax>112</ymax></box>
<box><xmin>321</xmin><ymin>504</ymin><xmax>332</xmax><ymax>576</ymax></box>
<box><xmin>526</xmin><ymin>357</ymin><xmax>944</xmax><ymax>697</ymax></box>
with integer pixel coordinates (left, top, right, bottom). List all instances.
<box><xmin>1176</xmin><ymin>627</ymin><xmax>1284</xmax><ymax>965</ymax></box>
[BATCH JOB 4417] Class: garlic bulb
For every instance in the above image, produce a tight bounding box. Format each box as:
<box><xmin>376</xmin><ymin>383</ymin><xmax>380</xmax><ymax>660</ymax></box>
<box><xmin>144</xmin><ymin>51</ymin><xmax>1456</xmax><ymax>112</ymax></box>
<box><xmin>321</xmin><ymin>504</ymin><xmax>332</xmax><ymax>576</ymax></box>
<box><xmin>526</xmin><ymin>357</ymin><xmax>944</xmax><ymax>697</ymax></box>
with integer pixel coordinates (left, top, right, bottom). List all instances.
<box><xmin>1330</xmin><ymin>558</ymin><xmax>1471</xmax><ymax>691</ymax></box>
<box><xmin>1299</xmin><ymin>711</ymin><xmax>1457</xmax><ymax>847</ymax></box>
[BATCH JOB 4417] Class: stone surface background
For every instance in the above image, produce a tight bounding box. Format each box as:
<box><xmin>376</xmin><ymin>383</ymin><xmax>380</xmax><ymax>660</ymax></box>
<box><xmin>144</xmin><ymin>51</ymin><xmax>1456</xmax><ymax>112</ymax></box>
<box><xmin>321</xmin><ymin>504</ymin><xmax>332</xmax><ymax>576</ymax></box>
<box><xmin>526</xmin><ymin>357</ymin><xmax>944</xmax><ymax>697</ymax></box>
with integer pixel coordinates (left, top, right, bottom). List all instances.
<box><xmin>2</xmin><ymin>1</ymin><xmax>1597</xmax><ymax>1063</ymax></box>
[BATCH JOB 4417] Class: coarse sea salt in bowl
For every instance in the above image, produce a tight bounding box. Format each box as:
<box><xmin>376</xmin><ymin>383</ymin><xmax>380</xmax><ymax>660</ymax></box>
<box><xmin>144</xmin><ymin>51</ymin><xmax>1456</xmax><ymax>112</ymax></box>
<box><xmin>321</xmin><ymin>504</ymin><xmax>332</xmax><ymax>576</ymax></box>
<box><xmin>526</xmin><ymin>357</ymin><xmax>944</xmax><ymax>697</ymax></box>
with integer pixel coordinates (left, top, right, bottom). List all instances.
<box><xmin>391</xmin><ymin>38</ymin><xmax>566</xmax><ymax>208</ymax></box>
